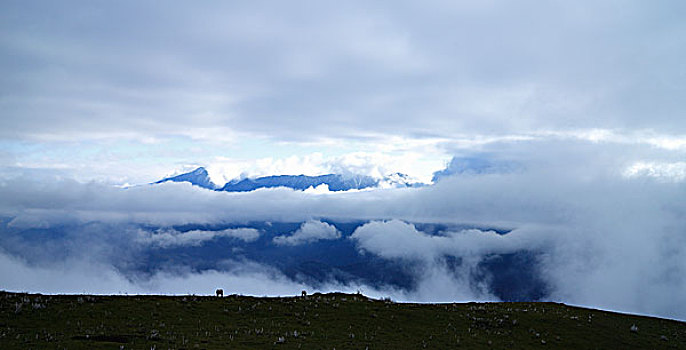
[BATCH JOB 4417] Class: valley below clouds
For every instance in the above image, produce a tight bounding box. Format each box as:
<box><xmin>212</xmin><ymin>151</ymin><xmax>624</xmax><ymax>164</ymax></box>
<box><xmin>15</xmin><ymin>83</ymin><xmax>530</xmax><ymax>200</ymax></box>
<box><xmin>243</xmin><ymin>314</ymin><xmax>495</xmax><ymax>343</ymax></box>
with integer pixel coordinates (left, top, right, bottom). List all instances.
<box><xmin>1</xmin><ymin>140</ymin><xmax>684</xmax><ymax>320</ymax></box>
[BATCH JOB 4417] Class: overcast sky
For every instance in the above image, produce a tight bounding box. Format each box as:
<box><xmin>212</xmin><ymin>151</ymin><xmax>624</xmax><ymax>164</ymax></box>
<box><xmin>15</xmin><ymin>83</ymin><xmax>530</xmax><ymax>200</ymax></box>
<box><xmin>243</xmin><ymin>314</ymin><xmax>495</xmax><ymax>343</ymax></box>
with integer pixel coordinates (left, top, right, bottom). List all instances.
<box><xmin>1</xmin><ymin>1</ymin><xmax>686</xmax><ymax>320</ymax></box>
<box><xmin>1</xmin><ymin>0</ymin><xmax>685</xmax><ymax>183</ymax></box>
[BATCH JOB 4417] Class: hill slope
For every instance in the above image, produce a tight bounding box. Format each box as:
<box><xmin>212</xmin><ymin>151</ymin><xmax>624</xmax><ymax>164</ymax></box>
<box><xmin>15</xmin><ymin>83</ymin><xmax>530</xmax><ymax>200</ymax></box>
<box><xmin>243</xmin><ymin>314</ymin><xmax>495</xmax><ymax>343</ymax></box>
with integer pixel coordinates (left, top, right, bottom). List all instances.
<box><xmin>1</xmin><ymin>291</ymin><xmax>685</xmax><ymax>349</ymax></box>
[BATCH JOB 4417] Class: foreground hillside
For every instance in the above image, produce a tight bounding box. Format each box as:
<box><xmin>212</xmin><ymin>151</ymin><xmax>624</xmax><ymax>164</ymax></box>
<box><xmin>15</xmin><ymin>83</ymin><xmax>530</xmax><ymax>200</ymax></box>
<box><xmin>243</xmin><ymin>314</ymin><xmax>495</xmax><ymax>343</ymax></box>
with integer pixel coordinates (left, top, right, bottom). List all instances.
<box><xmin>1</xmin><ymin>291</ymin><xmax>684</xmax><ymax>349</ymax></box>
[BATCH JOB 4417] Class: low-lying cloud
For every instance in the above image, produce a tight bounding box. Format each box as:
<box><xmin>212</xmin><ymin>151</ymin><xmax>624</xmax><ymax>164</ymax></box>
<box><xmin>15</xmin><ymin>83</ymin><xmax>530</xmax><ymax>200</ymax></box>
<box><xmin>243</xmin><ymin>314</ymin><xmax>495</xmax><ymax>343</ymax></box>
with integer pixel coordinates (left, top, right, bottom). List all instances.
<box><xmin>273</xmin><ymin>220</ymin><xmax>341</xmax><ymax>246</ymax></box>
<box><xmin>0</xmin><ymin>251</ymin><xmax>305</xmax><ymax>296</ymax></box>
<box><xmin>351</xmin><ymin>220</ymin><xmax>550</xmax><ymax>261</ymax></box>
<box><xmin>1</xmin><ymin>139</ymin><xmax>685</xmax><ymax>319</ymax></box>
<box><xmin>138</xmin><ymin>227</ymin><xmax>261</xmax><ymax>248</ymax></box>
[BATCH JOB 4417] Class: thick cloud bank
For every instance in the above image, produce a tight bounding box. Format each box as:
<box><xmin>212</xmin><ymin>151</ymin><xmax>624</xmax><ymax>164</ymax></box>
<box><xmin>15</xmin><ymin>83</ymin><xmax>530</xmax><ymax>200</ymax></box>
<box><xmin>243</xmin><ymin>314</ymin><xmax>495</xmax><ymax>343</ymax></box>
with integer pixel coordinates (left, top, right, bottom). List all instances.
<box><xmin>2</xmin><ymin>1</ymin><xmax>685</xmax><ymax>142</ymax></box>
<box><xmin>0</xmin><ymin>140</ymin><xmax>685</xmax><ymax>320</ymax></box>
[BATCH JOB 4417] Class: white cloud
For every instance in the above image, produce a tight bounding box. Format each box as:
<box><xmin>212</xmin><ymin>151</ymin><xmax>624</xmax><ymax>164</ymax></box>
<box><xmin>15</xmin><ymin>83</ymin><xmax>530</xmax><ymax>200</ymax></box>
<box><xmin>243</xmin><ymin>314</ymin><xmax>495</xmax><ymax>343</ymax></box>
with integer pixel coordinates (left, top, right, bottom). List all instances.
<box><xmin>0</xmin><ymin>248</ymin><xmax>471</xmax><ymax>302</ymax></box>
<box><xmin>273</xmin><ymin>220</ymin><xmax>341</xmax><ymax>246</ymax></box>
<box><xmin>325</xmin><ymin>149</ymin><xmax>447</xmax><ymax>184</ymax></box>
<box><xmin>0</xmin><ymin>252</ymin><xmax>141</xmax><ymax>295</ymax></box>
<box><xmin>623</xmin><ymin>161</ymin><xmax>686</xmax><ymax>182</ymax></box>
<box><xmin>303</xmin><ymin>183</ymin><xmax>332</xmax><ymax>194</ymax></box>
<box><xmin>352</xmin><ymin>220</ymin><xmax>437</xmax><ymax>260</ymax></box>
<box><xmin>208</xmin><ymin>153</ymin><xmax>329</xmax><ymax>182</ymax></box>
<box><xmin>205</xmin><ymin>149</ymin><xmax>449</xmax><ymax>186</ymax></box>
<box><xmin>137</xmin><ymin>227</ymin><xmax>260</xmax><ymax>248</ymax></box>
<box><xmin>349</xmin><ymin>220</ymin><xmax>554</xmax><ymax>302</ymax></box>
<box><xmin>0</xmin><ymin>251</ymin><xmax>306</xmax><ymax>296</ymax></box>
<box><xmin>351</xmin><ymin>220</ymin><xmax>550</xmax><ymax>261</ymax></box>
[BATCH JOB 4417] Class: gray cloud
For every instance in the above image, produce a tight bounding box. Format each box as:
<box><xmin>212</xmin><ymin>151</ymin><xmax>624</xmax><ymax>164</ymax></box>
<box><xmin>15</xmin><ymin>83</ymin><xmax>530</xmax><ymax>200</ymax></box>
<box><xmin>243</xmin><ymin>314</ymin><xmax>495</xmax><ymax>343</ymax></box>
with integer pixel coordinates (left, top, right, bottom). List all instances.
<box><xmin>1</xmin><ymin>1</ymin><xmax>685</xmax><ymax>144</ymax></box>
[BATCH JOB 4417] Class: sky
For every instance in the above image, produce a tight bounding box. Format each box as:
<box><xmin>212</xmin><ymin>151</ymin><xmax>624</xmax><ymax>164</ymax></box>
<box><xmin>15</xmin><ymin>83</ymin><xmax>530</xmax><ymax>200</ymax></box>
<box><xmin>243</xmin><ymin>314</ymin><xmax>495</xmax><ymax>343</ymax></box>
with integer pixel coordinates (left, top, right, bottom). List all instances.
<box><xmin>2</xmin><ymin>0</ymin><xmax>685</xmax><ymax>184</ymax></box>
<box><xmin>1</xmin><ymin>1</ymin><xmax>686</xmax><ymax>319</ymax></box>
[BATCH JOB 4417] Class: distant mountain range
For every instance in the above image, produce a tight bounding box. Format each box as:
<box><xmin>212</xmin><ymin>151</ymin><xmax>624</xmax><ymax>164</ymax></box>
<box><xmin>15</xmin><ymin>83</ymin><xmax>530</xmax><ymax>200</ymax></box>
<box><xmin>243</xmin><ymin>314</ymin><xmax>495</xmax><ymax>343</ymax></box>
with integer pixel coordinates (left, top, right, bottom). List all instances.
<box><xmin>154</xmin><ymin>167</ymin><xmax>217</xmax><ymax>189</ymax></box>
<box><xmin>153</xmin><ymin>155</ymin><xmax>520</xmax><ymax>192</ymax></box>
<box><xmin>154</xmin><ymin>167</ymin><xmax>424</xmax><ymax>192</ymax></box>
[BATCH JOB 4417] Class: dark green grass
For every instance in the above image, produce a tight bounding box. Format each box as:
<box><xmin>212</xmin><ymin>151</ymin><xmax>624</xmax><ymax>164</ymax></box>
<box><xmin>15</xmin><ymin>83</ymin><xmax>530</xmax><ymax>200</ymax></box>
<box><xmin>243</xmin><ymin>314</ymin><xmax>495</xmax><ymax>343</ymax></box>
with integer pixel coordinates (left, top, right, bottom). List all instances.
<box><xmin>1</xmin><ymin>291</ymin><xmax>685</xmax><ymax>349</ymax></box>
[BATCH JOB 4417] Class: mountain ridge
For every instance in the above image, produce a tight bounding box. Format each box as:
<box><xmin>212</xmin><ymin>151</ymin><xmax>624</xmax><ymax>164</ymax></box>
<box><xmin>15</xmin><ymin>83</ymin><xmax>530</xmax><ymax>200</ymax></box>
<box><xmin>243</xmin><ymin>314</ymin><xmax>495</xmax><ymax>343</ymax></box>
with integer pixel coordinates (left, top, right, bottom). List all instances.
<box><xmin>155</xmin><ymin>167</ymin><xmax>424</xmax><ymax>192</ymax></box>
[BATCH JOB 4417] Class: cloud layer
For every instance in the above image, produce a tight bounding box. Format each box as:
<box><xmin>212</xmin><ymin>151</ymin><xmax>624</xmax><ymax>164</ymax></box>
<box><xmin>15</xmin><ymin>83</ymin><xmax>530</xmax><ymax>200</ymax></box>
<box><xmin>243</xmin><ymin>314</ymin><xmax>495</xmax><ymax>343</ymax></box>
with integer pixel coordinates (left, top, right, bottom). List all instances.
<box><xmin>1</xmin><ymin>139</ymin><xmax>685</xmax><ymax>319</ymax></box>
<box><xmin>2</xmin><ymin>1</ymin><xmax>685</xmax><ymax>143</ymax></box>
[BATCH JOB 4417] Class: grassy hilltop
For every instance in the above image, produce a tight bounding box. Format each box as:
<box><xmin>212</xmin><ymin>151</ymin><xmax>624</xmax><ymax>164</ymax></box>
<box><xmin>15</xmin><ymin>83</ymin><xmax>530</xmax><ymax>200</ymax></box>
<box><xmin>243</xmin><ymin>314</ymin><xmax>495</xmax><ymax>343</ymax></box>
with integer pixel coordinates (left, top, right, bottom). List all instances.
<box><xmin>1</xmin><ymin>291</ymin><xmax>685</xmax><ymax>349</ymax></box>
